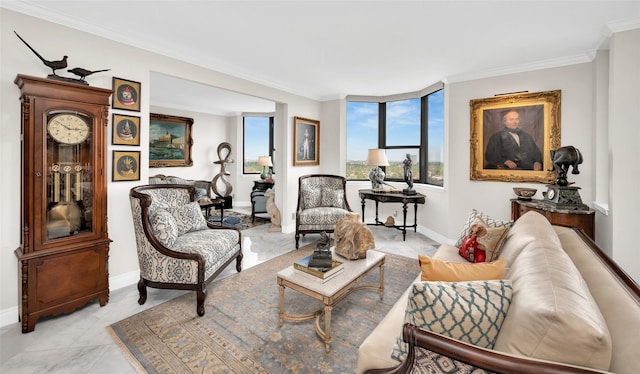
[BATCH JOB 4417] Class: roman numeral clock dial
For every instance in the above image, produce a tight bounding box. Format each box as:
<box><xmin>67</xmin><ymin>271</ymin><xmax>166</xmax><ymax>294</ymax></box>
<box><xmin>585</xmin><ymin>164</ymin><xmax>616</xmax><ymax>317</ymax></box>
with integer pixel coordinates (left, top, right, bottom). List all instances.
<box><xmin>47</xmin><ymin>113</ymin><xmax>89</xmax><ymax>144</ymax></box>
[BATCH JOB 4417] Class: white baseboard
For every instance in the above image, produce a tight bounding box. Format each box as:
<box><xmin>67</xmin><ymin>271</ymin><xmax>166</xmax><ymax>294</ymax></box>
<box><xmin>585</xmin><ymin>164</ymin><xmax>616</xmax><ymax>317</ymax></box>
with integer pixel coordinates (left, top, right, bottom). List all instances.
<box><xmin>0</xmin><ymin>270</ymin><xmax>140</xmax><ymax>329</ymax></box>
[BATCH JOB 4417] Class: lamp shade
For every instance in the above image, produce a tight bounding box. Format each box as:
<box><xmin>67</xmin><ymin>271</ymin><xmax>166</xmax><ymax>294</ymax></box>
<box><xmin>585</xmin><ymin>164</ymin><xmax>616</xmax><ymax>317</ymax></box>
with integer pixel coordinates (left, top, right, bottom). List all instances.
<box><xmin>366</xmin><ymin>149</ymin><xmax>389</xmax><ymax>166</ymax></box>
<box><xmin>257</xmin><ymin>156</ymin><xmax>272</xmax><ymax>167</ymax></box>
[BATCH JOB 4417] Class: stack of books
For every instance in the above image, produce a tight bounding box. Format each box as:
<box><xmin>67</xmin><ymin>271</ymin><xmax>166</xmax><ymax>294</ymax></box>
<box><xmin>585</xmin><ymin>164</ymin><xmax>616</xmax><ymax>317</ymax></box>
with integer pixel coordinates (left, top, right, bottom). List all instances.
<box><xmin>294</xmin><ymin>255</ymin><xmax>344</xmax><ymax>283</ymax></box>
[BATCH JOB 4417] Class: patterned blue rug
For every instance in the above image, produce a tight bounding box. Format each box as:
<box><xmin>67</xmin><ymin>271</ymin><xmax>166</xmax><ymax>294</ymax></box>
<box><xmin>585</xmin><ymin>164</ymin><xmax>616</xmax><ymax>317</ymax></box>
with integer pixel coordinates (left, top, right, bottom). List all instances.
<box><xmin>108</xmin><ymin>244</ymin><xmax>420</xmax><ymax>373</ymax></box>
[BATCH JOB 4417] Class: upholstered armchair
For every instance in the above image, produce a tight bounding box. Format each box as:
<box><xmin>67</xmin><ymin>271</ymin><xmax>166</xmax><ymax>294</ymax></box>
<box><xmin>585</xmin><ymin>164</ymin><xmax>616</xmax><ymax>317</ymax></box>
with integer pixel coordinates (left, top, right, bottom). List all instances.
<box><xmin>295</xmin><ymin>174</ymin><xmax>352</xmax><ymax>248</ymax></box>
<box><xmin>129</xmin><ymin>184</ymin><xmax>242</xmax><ymax>316</ymax></box>
<box><xmin>251</xmin><ymin>189</ymin><xmax>269</xmax><ymax>222</ymax></box>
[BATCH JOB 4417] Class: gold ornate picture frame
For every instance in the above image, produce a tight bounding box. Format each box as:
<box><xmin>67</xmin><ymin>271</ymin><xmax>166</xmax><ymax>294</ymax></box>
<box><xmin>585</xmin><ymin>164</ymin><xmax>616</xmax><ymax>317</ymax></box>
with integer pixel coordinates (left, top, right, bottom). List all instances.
<box><xmin>112</xmin><ymin>77</ymin><xmax>141</xmax><ymax>112</ymax></box>
<box><xmin>112</xmin><ymin>114</ymin><xmax>140</xmax><ymax>146</ymax></box>
<box><xmin>149</xmin><ymin>113</ymin><xmax>194</xmax><ymax>168</ymax></box>
<box><xmin>112</xmin><ymin>150</ymin><xmax>140</xmax><ymax>182</ymax></box>
<box><xmin>293</xmin><ymin>116</ymin><xmax>319</xmax><ymax>166</ymax></box>
<box><xmin>470</xmin><ymin>90</ymin><xmax>561</xmax><ymax>183</ymax></box>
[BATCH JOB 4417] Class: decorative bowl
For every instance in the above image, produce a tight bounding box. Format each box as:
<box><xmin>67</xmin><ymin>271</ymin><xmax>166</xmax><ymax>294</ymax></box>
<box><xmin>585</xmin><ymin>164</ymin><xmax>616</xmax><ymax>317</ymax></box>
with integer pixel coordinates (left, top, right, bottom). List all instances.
<box><xmin>513</xmin><ymin>187</ymin><xmax>537</xmax><ymax>199</ymax></box>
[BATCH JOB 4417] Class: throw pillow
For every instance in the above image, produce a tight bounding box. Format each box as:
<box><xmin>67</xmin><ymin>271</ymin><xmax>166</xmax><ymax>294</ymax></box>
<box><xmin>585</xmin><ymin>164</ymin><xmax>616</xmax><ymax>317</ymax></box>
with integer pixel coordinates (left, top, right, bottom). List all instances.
<box><xmin>302</xmin><ymin>188</ymin><xmax>322</xmax><ymax>209</ymax></box>
<box><xmin>149</xmin><ymin>209</ymin><xmax>179</xmax><ymax>248</ymax></box>
<box><xmin>455</xmin><ymin>209</ymin><xmax>512</xmax><ymax>248</ymax></box>
<box><xmin>409</xmin><ymin>346</ymin><xmax>491</xmax><ymax>374</ymax></box>
<box><xmin>457</xmin><ymin>216</ymin><xmax>510</xmax><ymax>263</ymax></box>
<box><xmin>391</xmin><ymin>280</ymin><xmax>513</xmax><ymax>362</ymax></box>
<box><xmin>418</xmin><ymin>255</ymin><xmax>505</xmax><ymax>282</ymax></box>
<box><xmin>480</xmin><ymin>226</ymin><xmax>510</xmax><ymax>262</ymax></box>
<box><xmin>320</xmin><ymin>189</ymin><xmax>345</xmax><ymax>208</ymax></box>
<box><xmin>169</xmin><ymin>202</ymin><xmax>208</xmax><ymax>235</ymax></box>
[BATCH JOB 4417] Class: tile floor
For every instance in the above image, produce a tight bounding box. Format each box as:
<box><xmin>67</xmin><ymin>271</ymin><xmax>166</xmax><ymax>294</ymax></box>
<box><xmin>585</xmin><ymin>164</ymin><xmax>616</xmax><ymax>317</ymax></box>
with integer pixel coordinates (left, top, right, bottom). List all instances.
<box><xmin>0</xmin><ymin>209</ymin><xmax>439</xmax><ymax>373</ymax></box>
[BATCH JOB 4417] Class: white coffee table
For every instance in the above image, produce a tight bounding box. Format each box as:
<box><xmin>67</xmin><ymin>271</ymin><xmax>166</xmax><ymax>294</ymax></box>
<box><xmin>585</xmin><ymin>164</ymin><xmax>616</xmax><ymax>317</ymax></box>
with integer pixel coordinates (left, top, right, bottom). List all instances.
<box><xmin>276</xmin><ymin>248</ymin><xmax>386</xmax><ymax>353</ymax></box>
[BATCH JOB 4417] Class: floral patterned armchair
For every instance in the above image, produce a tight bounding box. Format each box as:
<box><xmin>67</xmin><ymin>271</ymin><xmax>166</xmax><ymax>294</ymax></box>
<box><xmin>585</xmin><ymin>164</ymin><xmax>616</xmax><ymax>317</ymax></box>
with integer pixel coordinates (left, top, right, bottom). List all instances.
<box><xmin>295</xmin><ymin>174</ymin><xmax>352</xmax><ymax>248</ymax></box>
<box><xmin>129</xmin><ymin>184</ymin><xmax>242</xmax><ymax>316</ymax></box>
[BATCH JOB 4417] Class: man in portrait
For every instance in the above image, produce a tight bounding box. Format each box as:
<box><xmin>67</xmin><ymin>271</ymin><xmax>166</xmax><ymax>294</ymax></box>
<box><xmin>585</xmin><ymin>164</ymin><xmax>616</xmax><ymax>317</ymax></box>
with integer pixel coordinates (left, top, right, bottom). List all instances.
<box><xmin>484</xmin><ymin>108</ymin><xmax>543</xmax><ymax>170</ymax></box>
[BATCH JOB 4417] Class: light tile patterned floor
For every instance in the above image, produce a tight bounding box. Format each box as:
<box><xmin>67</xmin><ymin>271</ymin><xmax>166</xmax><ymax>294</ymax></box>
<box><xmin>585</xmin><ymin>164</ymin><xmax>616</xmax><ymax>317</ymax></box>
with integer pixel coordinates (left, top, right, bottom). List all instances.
<box><xmin>0</xmin><ymin>208</ymin><xmax>439</xmax><ymax>373</ymax></box>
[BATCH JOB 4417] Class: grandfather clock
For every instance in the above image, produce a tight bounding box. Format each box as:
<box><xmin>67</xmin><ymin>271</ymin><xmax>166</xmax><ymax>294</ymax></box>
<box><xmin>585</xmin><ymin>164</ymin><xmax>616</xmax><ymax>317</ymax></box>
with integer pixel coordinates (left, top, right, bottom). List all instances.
<box><xmin>14</xmin><ymin>75</ymin><xmax>112</xmax><ymax>332</ymax></box>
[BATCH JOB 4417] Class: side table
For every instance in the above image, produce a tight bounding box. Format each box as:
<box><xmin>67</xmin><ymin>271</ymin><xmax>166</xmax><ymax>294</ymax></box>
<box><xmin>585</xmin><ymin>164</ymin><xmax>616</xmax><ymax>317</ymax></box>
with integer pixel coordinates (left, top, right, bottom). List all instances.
<box><xmin>359</xmin><ymin>189</ymin><xmax>426</xmax><ymax>241</ymax></box>
<box><xmin>200</xmin><ymin>198</ymin><xmax>225</xmax><ymax>223</ymax></box>
<box><xmin>511</xmin><ymin>198</ymin><xmax>595</xmax><ymax>240</ymax></box>
<box><xmin>253</xmin><ymin>180</ymin><xmax>274</xmax><ymax>192</ymax></box>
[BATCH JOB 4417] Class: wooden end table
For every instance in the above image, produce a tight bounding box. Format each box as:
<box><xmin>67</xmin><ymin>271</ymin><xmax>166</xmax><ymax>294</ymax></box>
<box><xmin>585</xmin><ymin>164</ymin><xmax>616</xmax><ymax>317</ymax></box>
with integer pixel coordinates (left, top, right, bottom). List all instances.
<box><xmin>359</xmin><ymin>189</ymin><xmax>426</xmax><ymax>240</ymax></box>
<box><xmin>276</xmin><ymin>249</ymin><xmax>386</xmax><ymax>353</ymax></box>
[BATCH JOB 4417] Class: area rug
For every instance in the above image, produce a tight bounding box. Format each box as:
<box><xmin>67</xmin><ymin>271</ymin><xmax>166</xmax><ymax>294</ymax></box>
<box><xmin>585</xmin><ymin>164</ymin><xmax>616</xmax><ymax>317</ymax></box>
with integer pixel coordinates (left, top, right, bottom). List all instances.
<box><xmin>207</xmin><ymin>210</ymin><xmax>269</xmax><ymax>229</ymax></box>
<box><xmin>107</xmin><ymin>244</ymin><xmax>420</xmax><ymax>373</ymax></box>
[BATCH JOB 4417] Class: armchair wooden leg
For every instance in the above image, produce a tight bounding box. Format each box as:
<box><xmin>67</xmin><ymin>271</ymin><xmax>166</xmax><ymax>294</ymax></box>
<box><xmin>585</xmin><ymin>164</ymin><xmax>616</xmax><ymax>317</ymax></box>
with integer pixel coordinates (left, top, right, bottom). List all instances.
<box><xmin>235</xmin><ymin>253</ymin><xmax>243</xmax><ymax>272</ymax></box>
<box><xmin>137</xmin><ymin>278</ymin><xmax>147</xmax><ymax>305</ymax></box>
<box><xmin>295</xmin><ymin>233</ymin><xmax>300</xmax><ymax>249</ymax></box>
<box><xmin>197</xmin><ymin>288</ymin><xmax>207</xmax><ymax>316</ymax></box>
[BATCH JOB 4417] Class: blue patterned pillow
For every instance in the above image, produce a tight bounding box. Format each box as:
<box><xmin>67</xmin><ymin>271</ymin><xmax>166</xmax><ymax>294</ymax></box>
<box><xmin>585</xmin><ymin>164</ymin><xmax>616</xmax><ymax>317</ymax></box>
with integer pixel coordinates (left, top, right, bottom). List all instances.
<box><xmin>169</xmin><ymin>202</ymin><xmax>208</xmax><ymax>235</ymax></box>
<box><xmin>391</xmin><ymin>280</ymin><xmax>512</xmax><ymax>362</ymax></box>
<box><xmin>150</xmin><ymin>209</ymin><xmax>179</xmax><ymax>248</ymax></box>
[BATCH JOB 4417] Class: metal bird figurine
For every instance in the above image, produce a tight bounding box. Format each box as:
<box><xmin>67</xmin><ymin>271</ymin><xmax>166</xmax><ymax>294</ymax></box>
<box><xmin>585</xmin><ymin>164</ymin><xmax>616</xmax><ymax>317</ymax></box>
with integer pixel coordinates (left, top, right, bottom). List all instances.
<box><xmin>68</xmin><ymin>67</ymin><xmax>111</xmax><ymax>81</ymax></box>
<box><xmin>14</xmin><ymin>31</ymin><xmax>68</xmax><ymax>76</ymax></box>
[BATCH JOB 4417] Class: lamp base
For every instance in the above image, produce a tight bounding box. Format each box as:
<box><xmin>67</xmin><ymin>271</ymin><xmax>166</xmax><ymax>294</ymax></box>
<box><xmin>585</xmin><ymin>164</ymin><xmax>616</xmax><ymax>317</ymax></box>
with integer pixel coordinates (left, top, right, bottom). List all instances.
<box><xmin>369</xmin><ymin>167</ymin><xmax>386</xmax><ymax>191</ymax></box>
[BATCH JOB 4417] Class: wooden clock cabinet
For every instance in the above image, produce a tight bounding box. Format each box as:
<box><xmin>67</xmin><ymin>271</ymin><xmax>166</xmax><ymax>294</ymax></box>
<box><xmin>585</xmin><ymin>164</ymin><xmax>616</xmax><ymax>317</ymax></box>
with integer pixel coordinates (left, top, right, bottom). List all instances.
<box><xmin>14</xmin><ymin>75</ymin><xmax>112</xmax><ymax>332</ymax></box>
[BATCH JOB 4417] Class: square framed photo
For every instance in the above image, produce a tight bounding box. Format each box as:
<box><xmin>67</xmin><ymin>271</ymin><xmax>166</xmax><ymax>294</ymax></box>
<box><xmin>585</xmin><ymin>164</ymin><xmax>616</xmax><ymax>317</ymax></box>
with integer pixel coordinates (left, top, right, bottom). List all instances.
<box><xmin>470</xmin><ymin>90</ymin><xmax>561</xmax><ymax>183</ymax></box>
<box><xmin>293</xmin><ymin>116</ymin><xmax>319</xmax><ymax>166</ymax></box>
<box><xmin>149</xmin><ymin>113</ymin><xmax>194</xmax><ymax>167</ymax></box>
<box><xmin>112</xmin><ymin>77</ymin><xmax>141</xmax><ymax>112</ymax></box>
<box><xmin>112</xmin><ymin>150</ymin><xmax>140</xmax><ymax>182</ymax></box>
<box><xmin>112</xmin><ymin>114</ymin><xmax>140</xmax><ymax>146</ymax></box>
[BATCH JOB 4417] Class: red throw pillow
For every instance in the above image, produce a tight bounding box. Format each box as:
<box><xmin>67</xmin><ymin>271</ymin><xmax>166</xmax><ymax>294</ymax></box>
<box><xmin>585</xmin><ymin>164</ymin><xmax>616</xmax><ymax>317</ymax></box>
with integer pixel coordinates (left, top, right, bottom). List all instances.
<box><xmin>459</xmin><ymin>234</ymin><xmax>487</xmax><ymax>263</ymax></box>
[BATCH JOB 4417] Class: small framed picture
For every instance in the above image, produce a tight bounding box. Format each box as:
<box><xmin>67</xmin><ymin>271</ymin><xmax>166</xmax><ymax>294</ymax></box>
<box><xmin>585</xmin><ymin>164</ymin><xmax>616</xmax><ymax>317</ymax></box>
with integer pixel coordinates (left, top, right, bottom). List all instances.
<box><xmin>112</xmin><ymin>77</ymin><xmax>141</xmax><ymax>112</ymax></box>
<box><xmin>112</xmin><ymin>150</ymin><xmax>140</xmax><ymax>182</ymax></box>
<box><xmin>293</xmin><ymin>116</ymin><xmax>320</xmax><ymax>166</ymax></box>
<box><xmin>112</xmin><ymin>114</ymin><xmax>140</xmax><ymax>146</ymax></box>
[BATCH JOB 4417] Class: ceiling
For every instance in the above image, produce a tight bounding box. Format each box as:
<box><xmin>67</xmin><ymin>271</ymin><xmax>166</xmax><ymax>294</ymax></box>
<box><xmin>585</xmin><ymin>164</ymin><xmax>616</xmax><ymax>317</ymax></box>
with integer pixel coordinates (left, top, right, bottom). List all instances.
<box><xmin>4</xmin><ymin>1</ymin><xmax>640</xmax><ymax>115</ymax></box>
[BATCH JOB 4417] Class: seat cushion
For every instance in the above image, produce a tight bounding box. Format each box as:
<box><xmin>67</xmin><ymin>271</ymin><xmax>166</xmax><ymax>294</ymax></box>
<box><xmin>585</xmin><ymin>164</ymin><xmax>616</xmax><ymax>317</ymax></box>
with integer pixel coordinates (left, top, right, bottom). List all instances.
<box><xmin>298</xmin><ymin>207</ymin><xmax>349</xmax><ymax>229</ymax></box>
<box><xmin>173</xmin><ymin>229</ymin><xmax>240</xmax><ymax>280</ymax></box>
<box><xmin>493</xmin><ymin>241</ymin><xmax>612</xmax><ymax>370</ymax></box>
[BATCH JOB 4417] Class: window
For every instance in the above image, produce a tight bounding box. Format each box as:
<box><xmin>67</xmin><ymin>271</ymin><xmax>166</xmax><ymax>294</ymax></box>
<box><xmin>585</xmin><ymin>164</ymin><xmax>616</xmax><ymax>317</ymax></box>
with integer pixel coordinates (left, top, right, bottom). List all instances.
<box><xmin>243</xmin><ymin>115</ymin><xmax>274</xmax><ymax>174</ymax></box>
<box><xmin>346</xmin><ymin>84</ymin><xmax>444</xmax><ymax>187</ymax></box>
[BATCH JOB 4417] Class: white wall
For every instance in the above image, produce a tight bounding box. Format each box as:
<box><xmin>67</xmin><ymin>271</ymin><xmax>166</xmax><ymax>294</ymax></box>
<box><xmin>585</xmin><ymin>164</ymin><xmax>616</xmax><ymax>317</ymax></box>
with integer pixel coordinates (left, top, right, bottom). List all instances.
<box><xmin>2</xmin><ymin>8</ymin><xmax>638</xmax><ymax>326</ymax></box>
<box><xmin>609</xmin><ymin>28</ymin><xmax>640</xmax><ymax>281</ymax></box>
<box><xmin>0</xmin><ymin>10</ymin><xmax>320</xmax><ymax>322</ymax></box>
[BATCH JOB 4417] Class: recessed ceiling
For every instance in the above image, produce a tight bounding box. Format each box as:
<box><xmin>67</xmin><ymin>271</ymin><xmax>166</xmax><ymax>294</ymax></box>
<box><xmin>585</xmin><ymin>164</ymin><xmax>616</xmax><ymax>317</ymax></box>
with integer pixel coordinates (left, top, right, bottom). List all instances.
<box><xmin>4</xmin><ymin>1</ymin><xmax>640</xmax><ymax>112</ymax></box>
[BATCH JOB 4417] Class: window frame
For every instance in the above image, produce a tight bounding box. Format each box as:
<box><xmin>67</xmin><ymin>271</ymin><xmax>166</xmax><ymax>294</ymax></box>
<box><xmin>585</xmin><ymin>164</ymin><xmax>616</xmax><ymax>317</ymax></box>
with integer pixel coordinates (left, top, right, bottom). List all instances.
<box><xmin>242</xmin><ymin>113</ymin><xmax>275</xmax><ymax>175</ymax></box>
<box><xmin>346</xmin><ymin>82</ymin><xmax>444</xmax><ymax>186</ymax></box>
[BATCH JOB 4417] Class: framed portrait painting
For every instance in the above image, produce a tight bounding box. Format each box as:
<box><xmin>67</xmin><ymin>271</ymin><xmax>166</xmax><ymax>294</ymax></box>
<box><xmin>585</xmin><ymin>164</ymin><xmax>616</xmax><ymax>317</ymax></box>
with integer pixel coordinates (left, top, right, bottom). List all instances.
<box><xmin>112</xmin><ymin>114</ymin><xmax>140</xmax><ymax>146</ymax></box>
<box><xmin>469</xmin><ymin>90</ymin><xmax>561</xmax><ymax>183</ymax></box>
<box><xmin>112</xmin><ymin>150</ymin><xmax>140</xmax><ymax>182</ymax></box>
<box><xmin>149</xmin><ymin>113</ymin><xmax>193</xmax><ymax>168</ymax></box>
<box><xmin>293</xmin><ymin>116</ymin><xmax>319</xmax><ymax>166</ymax></box>
<box><xmin>112</xmin><ymin>77</ymin><xmax>141</xmax><ymax>112</ymax></box>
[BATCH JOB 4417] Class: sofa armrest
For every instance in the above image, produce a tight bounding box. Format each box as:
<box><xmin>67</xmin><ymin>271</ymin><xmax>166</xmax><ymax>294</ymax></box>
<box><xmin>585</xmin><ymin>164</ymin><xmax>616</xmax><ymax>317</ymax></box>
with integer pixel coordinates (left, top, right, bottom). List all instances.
<box><xmin>365</xmin><ymin>324</ymin><xmax>610</xmax><ymax>374</ymax></box>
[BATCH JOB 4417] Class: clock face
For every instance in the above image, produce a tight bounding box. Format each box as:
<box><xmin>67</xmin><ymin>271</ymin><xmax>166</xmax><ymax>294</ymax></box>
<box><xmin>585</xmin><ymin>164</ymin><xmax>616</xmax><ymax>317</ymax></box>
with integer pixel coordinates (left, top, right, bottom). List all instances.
<box><xmin>47</xmin><ymin>113</ymin><xmax>90</xmax><ymax>144</ymax></box>
<box><xmin>547</xmin><ymin>187</ymin><xmax>556</xmax><ymax>200</ymax></box>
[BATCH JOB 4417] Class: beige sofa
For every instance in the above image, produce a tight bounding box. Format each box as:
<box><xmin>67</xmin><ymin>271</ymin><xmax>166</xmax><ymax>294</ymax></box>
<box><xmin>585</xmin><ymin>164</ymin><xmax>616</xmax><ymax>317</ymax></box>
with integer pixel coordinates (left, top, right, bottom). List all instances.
<box><xmin>358</xmin><ymin>211</ymin><xmax>640</xmax><ymax>374</ymax></box>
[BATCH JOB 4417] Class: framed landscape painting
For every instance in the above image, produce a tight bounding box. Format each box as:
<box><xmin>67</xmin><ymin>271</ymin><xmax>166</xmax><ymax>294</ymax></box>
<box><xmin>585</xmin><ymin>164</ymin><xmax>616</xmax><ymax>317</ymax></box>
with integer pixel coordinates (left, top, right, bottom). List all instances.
<box><xmin>469</xmin><ymin>90</ymin><xmax>561</xmax><ymax>183</ymax></box>
<box><xmin>149</xmin><ymin>113</ymin><xmax>193</xmax><ymax>168</ymax></box>
<box><xmin>293</xmin><ymin>116</ymin><xmax>319</xmax><ymax>166</ymax></box>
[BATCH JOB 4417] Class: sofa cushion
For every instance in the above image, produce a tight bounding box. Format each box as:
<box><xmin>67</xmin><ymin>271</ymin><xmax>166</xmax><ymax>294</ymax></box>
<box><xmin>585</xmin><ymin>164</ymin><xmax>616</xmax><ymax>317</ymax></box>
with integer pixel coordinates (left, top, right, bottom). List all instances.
<box><xmin>493</xmin><ymin>241</ymin><xmax>612</xmax><ymax>370</ymax></box>
<box><xmin>418</xmin><ymin>255</ymin><xmax>505</xmax><ymax>282</ymax></box>
<box><xmin>149</xmin><ymin>208</ymin><xmax>179</xmax><ymax>248</ymax></box>
<box><xmin>391</xmin><ymin>280</ymin><xmax>512</xmax><ymax>362</ymax></box>
<box><xmin>169</xmin><ymin>202</ymin><xmax>208</xmax><ymax>235</ymax></box>
<box><xmin>497</xmin><ymin>210</ymin><xmax>562</xmax><ymax>267</ymax></box>
<box><xmin>455</xmin><ymin>209</ymin><xmax>512</xmax><ymax>248</ymax></box>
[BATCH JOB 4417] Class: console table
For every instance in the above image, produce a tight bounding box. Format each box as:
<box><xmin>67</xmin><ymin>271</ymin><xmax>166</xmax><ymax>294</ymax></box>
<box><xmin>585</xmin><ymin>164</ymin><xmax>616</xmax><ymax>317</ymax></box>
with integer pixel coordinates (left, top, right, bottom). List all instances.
<box><xmin>253</xmin><ymin>180</ymin><xmax>274</xmax><ymax>192</ymax></box>
<box><xmin>359</xmin><ymin>189</ymin><xmax>426</xmax><ymax>241</ymax></box>
<box><xmin>511</xmin><ymin>198</ymin><xmax>595</xmax><ymax>240</ymax></box>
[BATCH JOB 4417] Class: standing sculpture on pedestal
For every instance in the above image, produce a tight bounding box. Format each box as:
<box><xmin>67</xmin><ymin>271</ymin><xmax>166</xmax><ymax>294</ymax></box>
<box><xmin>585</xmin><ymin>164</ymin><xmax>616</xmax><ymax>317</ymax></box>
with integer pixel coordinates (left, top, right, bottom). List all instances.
<box><xmin>212</xmin><ymin>142</ymin><xmax>234</xmax><ymax>198</ymax></box>
<box><xmin>402</xmin><ymin>153</ymin><xmax>417</xmax><ymax>195</ymax></box>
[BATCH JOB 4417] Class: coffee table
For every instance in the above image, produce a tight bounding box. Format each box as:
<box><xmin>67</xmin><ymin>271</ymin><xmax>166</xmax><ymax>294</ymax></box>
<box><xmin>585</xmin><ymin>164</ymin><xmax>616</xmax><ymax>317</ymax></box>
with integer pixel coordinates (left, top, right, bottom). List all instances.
<box><xmin>276</xmin><ymin>249</ymin><xmax>386</xmax><ymax>353</ymax></box>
